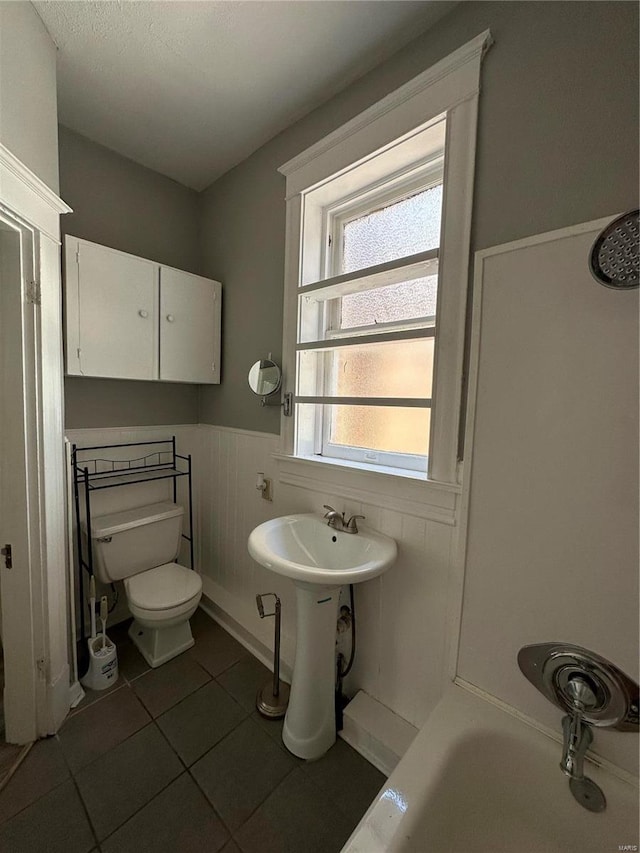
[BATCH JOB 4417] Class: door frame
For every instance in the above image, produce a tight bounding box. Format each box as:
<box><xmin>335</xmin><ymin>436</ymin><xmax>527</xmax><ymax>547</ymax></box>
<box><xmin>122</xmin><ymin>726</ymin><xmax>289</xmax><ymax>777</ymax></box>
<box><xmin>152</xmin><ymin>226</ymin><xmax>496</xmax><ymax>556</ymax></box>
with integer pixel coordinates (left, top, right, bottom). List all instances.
<box><xmin>0</xmin><ymin>143</ymin><xmax>72</xmax><ymax>743</ymax></box>
<box><xmin>0</xmin><ymin>210</ymin><xmax>43</xmax><ymax>742</ymax></box>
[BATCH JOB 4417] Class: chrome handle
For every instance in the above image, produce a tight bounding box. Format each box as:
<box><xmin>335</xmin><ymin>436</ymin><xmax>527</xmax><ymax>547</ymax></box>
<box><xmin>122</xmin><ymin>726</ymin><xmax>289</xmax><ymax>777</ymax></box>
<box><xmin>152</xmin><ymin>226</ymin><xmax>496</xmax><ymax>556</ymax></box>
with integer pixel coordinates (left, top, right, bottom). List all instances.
<box><xmin>345</xmin><ymin>514</ymin><xmax>365</xmax><ymax>533</ymax></box>
<box><xmin>560</xmin><ymin>712</ymin><xmax>592</xmax><ymax>780</ymax></box>
<box><xmin>138</xmin><ymin>309</ymin><xmax>149</xmax><ymax>319</ymax></box>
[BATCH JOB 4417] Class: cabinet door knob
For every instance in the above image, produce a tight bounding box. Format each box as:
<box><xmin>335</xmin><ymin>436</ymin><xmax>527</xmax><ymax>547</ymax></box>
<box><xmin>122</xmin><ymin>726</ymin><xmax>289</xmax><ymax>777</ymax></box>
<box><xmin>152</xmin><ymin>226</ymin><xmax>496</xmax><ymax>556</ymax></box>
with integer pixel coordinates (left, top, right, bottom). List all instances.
<box><xmin>138</xmin><ymin>309</ymin><xmax>149</xmax><ymax>319</ymax></box>
<box><xmin>166</xmin><ymin>314</ymin><xmax>175</xmax><ymax>323</ymax></box>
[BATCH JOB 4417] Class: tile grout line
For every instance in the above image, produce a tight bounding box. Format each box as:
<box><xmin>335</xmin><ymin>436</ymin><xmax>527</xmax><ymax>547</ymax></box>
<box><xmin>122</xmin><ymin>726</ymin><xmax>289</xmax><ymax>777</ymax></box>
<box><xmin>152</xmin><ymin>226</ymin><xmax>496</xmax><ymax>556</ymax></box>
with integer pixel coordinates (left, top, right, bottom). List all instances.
<box><xmin>184</xmin><ymin>715</ymin><xmax>279</xmax><ymax>836</ymax></box>
<box><xmin>68</xmin><ymin>683</ymin><xmax>127</xmax><ymax>719</ymax></box>
<box><xmin>62</xmin><ymin>700</ymin><xmax>153</xmax><ymax>779</ymax></box>
<box><xmin>96</xmin><ymin>766</ymin><xmax>199</xmax><ymax>850</ymax></box>
<box><xmin>0</xmin><ymin>737</ymin><xmax>70</xmax><ymax>830</ymax></box>
<box><xmin>73</xmin><ymin>719</ymin><xmax>188</xmax><ymax>848</ymax></box>
<box><xmin>65</xmin><ymin>751</ymin><xmax>102</xmax><ymax>850</ymax></box>
<box><xmin>1</xmin><ymin>615</ymin><xmax>276</xmax><ymax>842</ymax></box>
<box><xmin>227</xmin><ymin>763</ymin><xmax>299</xmax><ymax>847</ymax></box>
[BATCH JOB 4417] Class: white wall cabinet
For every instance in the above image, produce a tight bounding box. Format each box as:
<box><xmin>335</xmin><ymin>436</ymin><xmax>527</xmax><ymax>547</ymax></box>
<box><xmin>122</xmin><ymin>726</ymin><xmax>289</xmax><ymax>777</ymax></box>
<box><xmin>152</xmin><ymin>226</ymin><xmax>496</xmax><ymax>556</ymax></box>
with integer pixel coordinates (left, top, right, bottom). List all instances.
<box><xmin>64</xmin><ymin>236</ymin><xmax>221</xmax><ymax>383</ymax></box>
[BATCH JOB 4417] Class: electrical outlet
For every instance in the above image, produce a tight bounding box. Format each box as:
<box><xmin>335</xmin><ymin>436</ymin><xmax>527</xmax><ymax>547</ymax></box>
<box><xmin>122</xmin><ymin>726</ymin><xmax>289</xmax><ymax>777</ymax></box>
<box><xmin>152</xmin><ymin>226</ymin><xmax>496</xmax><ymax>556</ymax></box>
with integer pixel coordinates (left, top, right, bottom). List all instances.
<box><xmin>261</xmin><ymin>477</ymin><xmax>273</xmax><ymax>501</ymax></box>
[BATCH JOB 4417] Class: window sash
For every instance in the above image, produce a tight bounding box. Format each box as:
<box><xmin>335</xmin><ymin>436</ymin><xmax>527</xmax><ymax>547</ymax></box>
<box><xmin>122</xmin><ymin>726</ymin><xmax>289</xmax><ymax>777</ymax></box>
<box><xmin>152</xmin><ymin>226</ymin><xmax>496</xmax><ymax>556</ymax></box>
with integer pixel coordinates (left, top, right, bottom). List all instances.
<box><xmin>304</xmin><ymin>178</ymin><xmax>441</xmax><ymax>468</ymax></box>
<box><xmin>297</xmin><ymin>248</ymin><xmax>439</xmax><ymax>300</ymax></box>
<box><xmin>322</xmin><ymin>439</ymin><xmax>428</xmax><ymax>473</ymax></box>
<box><xmin>296</xmin><ymin>325</ymin><xmax>435</xmax><ymax>352</ymax></box>
<box><xmin>320</xmin><ymin>403</ymin><xmax>431</xmax><ymax>472</ymax></box>
<box><xmin>327</xmin><ymin>167</ymin><xmax>444</xmax><ymax>277</ymax></box>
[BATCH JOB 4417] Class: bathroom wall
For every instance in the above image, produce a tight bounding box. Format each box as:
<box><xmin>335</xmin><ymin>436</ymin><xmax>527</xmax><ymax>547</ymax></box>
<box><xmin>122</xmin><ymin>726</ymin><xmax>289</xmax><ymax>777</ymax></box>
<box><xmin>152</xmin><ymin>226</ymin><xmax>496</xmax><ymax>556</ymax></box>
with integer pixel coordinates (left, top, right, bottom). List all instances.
<box><xmin>60</xmin><ymin>1</ymin><xmax>638</xmax><ymax>769</ymax></box>
<box><xmin>59</xmin><ymin>127</ymin><xmax>202</xmax><ymax>429</ymax></box>
<box><xmin>198</xmin><ymin>0</ymin><xmax>639</xmax><ymax>433</ymax></box>
<box><xmin>457</xmin><ymin>221</ymin><xmax>639</xmax><ymax>776</ymax></box>
<box><xmin>0</xmin><ymin>2</ymin><xmax>59</xmax><ymax>191</ymax></box>
<box><xmin>190</xmin><ymin>0</ymin><xmax>638</xmax><ymax>749</ymax></box>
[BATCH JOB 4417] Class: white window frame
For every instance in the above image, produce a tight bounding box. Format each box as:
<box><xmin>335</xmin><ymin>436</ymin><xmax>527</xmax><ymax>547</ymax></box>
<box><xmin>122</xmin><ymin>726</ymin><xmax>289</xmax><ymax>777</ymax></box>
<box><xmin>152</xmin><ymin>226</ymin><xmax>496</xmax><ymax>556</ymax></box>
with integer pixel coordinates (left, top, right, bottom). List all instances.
<box><xmin>277</xmin><ymin>30</ymin><xmax>492</xmax><ymax>499</ymax></box>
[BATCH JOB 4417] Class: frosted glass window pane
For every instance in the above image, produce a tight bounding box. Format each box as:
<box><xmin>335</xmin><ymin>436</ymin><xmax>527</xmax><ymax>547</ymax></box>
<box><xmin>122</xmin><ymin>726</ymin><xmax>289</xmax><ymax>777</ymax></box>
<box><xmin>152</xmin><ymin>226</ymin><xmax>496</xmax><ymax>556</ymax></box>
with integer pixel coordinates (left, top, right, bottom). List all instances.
<box><xmin>338</xmin><ymin>275</ymin><xmax>438</xmax><ymax>330</ymax></box>
<box><xmin>342</xmin><ymin>185</ymin><xmax>442</xmax><ymax>274</ymax></box>
<box><xmin>330</xmin><ymin>406</ymin><xmax>430</xmax><ymax>456</ymax></box>
<box><xmin>298</xmin><ymin>339</ymin><xmax>434</xmax><ymax>398</ymax></box>
<box><xmin>331</xmin><ymin>339</ymin><xmax>434</xmax><ymax>398</ymax></box>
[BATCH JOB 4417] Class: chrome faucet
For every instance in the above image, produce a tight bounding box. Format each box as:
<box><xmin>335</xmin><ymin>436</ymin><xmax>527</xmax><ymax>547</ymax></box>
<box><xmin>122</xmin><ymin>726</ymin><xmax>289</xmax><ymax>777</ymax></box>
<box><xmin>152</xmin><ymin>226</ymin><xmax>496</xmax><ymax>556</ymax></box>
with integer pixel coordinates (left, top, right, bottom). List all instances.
<box><xmin>323</xmin><ymin>505</ymin><xmax>365</xmax><ymax>534</ymax></box>
<box><xmin>560</xmin><ymin>676</ymin><xmax>597</xmax><ymax>780</ymax></box>
<box><xmin>518</xmin><ymin>643</ymin><xmax>639</xmax><ymax>813</ymax></box>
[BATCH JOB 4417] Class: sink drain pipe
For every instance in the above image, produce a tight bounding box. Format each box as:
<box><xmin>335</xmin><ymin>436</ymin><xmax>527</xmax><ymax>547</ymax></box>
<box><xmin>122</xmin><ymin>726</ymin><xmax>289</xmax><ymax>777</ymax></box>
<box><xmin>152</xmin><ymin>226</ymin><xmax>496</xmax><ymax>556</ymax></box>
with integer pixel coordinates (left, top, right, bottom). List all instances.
<box><xmin>335</xmin><ymin>584</ymin><xmax>356</xmax><ymax>731</ymax></box>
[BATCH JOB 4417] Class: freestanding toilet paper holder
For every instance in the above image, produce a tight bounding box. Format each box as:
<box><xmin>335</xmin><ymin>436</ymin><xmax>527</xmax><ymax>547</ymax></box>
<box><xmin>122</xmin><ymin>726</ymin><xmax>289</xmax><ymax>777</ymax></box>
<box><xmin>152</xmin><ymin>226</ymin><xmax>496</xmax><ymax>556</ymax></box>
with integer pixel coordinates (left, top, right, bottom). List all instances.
<box><xmin>255</xmin><ymin>592</ymin><xmax>290</xmax><ymax>718</ymax></box>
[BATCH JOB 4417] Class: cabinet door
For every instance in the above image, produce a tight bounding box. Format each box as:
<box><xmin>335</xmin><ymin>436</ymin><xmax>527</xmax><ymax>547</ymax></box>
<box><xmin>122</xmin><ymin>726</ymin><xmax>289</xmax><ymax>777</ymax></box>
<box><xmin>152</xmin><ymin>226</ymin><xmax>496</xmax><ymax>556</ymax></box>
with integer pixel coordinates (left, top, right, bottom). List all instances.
<box><xmin>65</xmin><ymin>238</ymin><xmax>159</xmax><ymax>380</ymax></box>
<box><xmin>159</xmin><ymin>267</ymin><xmax>221</xmax><ymax>383</ymax></box>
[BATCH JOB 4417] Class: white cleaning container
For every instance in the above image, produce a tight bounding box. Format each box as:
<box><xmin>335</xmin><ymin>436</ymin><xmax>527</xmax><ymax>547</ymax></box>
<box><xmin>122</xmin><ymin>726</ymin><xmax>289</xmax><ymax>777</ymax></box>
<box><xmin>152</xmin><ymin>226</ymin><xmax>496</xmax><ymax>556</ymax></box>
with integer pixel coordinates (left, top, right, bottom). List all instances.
<box><xmin>81</xmin><ymin>635</ymin><xmax>118</xmax><ymax>691</ymax></box>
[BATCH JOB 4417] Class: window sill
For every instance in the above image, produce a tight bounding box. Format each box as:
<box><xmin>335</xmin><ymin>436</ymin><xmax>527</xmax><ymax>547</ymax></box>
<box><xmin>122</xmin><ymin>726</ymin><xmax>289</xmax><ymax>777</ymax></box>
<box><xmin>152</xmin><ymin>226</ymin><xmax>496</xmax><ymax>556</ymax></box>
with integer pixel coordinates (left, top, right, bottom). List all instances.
<box><xmin>272</xmin><ymin>453</ymin><xmax>461</xmax><ymax>525</ymax></box>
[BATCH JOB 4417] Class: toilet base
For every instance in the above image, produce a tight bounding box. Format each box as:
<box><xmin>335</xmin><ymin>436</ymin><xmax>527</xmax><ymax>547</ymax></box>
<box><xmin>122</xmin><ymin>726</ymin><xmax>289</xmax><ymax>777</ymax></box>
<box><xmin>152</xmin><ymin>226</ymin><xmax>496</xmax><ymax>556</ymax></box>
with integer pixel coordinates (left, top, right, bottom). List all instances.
<box><xmin>128</xmin><ymin>618</ymin><xmax>195</xmax><ymax>668</ymax></box>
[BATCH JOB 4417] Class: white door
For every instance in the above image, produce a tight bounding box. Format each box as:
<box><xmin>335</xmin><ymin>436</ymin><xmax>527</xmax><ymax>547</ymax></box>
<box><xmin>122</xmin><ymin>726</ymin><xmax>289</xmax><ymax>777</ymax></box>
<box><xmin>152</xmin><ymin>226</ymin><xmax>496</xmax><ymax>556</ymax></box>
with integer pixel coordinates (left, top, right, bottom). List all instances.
<box><xmin>67</xmin><ymin>238</ymin><xmax>159</xmax><ymax>380</ymax></box>
<box><xmin>0</xmin><ymin>213</ymin><xmax>40</xmax><ymax>743</ymax></box>
<box><xmin>159</xmin><ymin>267</ymin><xmax>221</xmax><ymax>383</ymax></box>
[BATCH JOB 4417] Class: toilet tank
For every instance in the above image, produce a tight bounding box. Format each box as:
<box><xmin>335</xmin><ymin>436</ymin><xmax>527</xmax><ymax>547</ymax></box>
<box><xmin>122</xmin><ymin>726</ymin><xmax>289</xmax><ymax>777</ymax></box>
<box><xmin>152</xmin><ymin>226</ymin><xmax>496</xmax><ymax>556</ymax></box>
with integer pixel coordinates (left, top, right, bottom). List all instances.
<box><xmin>86</xmin><ymin>502</ymin><xmax>184</xmax><ymax>584</ymax></box>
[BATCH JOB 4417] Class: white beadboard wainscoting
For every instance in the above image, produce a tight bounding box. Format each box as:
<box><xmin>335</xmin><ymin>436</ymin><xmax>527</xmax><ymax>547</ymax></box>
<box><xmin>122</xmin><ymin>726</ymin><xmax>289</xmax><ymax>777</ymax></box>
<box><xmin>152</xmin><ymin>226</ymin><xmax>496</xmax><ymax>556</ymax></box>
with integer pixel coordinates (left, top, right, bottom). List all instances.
<box><xmin>195</xmin><ymin>423</ymin><xmax>459</xmax><ymax>732</ymax></box>
<box><xmin>68</xmin><ymin>423</ymin><xmax>460</xmax><ymax>735</ymax></box>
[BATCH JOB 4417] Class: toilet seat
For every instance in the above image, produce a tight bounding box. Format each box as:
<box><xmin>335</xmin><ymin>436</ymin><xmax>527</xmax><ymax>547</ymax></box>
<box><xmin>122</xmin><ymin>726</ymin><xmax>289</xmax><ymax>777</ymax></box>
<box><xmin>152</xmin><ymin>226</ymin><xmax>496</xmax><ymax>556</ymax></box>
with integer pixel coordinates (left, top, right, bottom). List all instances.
<box><xmin>125</xmin><ymin>562</ymin><xmax>202</xmax><ymax>611</ymax></box>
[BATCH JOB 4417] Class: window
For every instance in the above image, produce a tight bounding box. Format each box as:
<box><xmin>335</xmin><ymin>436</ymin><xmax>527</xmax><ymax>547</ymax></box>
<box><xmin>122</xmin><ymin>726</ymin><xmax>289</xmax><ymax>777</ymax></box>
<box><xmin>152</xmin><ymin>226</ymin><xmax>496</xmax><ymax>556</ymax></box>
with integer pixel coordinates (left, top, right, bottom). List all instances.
<box><xmin>296</xmin><ymin>150</ymin><xmax>444</xmax><ymax>472</ymax></box>
<box><xmin>279</xmin><ymin>31</ymin><xmax>492</xmax><ymax>487</ymax></box>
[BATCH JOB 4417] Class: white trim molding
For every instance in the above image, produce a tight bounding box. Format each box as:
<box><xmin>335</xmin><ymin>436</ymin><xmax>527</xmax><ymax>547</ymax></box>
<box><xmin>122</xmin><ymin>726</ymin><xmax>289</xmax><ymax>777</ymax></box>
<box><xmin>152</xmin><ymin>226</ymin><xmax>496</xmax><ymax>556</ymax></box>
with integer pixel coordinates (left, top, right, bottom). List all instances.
<box><xmin>274</xmin><ymin>453</ymin><xmax>459</xmax><ymax>524</ymax></box>
<box><xmin>279</xmin><ymin>29</ymin><xmax>493</xmax><ymax>195</ymax></box>
<box><xmin>278</xmin><ymin>30</ymin><xmax>492</xmax><ymax>497</ymax></box>
<box><xmin>0</xmin><ymin>143</ymin><xmax>72</xmax><ymax>241</ymax></box>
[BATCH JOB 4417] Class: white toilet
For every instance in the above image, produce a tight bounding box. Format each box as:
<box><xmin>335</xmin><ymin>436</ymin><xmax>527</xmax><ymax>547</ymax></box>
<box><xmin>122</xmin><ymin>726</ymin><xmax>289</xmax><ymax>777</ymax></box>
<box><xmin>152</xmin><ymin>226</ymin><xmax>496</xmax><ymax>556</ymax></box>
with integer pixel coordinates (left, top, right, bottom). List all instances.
<box><xmin>88</xmin><ymin>501</ymin><xmax>202</xmax><ymax>668</ymax></box>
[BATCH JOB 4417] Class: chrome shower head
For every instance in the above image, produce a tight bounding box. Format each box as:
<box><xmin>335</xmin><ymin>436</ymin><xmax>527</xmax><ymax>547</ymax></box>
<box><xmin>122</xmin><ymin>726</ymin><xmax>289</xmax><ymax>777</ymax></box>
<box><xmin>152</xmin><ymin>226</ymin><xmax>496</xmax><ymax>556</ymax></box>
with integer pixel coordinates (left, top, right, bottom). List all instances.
<box><xmin>589</xmin><ymin>210</ymin><xmax>639</xmax><ymax>289</ymax></box>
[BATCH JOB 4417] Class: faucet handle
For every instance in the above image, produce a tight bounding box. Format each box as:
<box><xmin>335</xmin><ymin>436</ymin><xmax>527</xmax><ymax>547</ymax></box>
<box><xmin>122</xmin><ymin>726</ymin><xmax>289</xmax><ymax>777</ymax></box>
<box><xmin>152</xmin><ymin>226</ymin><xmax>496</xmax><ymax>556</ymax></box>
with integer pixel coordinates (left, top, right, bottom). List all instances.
<box><xmin>345</xmin><ymin>514</ymin><xmax>365</xmax><ymax>533</ymax></box>
<box><xmin>566</xmin><ymin>676</ymin><xmax>598</xmax><ymax>712</ymax></box>
<box><xmin>323</xmin><ymin>505</ymin><xmax>339</xmax><ymax>517</ymax></box>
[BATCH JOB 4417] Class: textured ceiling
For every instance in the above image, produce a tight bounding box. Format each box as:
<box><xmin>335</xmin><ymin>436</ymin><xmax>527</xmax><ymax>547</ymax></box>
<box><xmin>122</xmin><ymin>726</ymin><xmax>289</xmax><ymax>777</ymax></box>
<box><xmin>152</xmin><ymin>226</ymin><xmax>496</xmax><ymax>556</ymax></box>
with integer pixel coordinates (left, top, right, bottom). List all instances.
<box><xmin>34</xmin><ymin>1</ymin><xmax>457</xmax><ymax>191</ymax></box>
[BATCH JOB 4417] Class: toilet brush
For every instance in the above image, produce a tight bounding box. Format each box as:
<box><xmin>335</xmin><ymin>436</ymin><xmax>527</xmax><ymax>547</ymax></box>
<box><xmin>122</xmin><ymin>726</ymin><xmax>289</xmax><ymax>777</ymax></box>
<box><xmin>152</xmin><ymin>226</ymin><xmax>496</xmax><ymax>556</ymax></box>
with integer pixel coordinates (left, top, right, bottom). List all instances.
<box><xmin>81</xmin><ymin>592</ymin><xmax>119</xmax><ymax>691</ymax></box>
<box><xmin>100</xmin><ymin>595</ymin><xmax>108</xmax><ymax>649</ymax></box>
<box><xmin>89</xmin><ymin>576</ymin><xmax>97</xmax><ymax>641</ymax></box>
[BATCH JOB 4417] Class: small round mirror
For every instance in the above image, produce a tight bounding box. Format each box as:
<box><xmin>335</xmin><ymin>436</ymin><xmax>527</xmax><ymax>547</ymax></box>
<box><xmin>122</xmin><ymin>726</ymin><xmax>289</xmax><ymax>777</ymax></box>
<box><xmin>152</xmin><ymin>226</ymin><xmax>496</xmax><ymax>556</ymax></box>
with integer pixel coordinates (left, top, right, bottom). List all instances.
<box><xmin>248</xmin><ymin>359</ymin><xmax>281</xmax><ymax>397</ymax></box>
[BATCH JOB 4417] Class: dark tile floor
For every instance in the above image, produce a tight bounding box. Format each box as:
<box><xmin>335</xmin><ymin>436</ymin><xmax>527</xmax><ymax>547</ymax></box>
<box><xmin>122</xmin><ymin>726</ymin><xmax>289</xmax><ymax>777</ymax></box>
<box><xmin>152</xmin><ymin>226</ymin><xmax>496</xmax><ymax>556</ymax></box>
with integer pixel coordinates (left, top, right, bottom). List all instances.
<box><xmin>0</xmin><ymin>609</ymin><xmax>385</xmax><ymax>853</ymax></box>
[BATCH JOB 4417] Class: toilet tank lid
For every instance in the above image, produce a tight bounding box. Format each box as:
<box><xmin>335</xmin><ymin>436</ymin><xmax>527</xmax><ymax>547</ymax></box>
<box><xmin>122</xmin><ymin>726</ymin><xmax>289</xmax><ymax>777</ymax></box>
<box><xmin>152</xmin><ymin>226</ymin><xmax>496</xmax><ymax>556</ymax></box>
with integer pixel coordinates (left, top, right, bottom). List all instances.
<box><xmin>85</xmin><ymin>501</ymin><xmax>184</xmax><ymax>540</ymax></box>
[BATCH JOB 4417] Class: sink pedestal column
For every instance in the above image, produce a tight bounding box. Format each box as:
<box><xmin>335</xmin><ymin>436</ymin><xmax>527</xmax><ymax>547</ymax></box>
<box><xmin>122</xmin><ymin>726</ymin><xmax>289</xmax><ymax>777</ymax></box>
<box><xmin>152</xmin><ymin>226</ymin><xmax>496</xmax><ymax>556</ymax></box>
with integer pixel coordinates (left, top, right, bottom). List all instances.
<box><xmin>282</xmin><ymin>582</ymin><xmax>341</xmax><ymax>760</ymax></box>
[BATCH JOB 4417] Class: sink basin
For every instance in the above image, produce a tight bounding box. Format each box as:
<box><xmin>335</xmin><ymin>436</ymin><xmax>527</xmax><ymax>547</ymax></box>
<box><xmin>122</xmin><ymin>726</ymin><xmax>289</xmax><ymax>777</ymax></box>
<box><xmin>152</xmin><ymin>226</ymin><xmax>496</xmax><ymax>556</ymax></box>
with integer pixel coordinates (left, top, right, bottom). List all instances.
<box><xmin>248</xmin><ymin>512</ymin><xmax>397</xmax><ymax>761</ymax></box>
<box><xmin>248</xmin><ymin>512</ymin><xmax>397</xmax><ymax>586</ymax></box>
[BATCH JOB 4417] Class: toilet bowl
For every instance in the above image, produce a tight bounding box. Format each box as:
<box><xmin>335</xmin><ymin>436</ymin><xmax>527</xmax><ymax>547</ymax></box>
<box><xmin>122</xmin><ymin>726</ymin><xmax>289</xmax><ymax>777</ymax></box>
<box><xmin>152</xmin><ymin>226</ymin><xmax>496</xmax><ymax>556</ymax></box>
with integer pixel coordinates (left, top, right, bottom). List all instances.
<box><xmin>87</xmin><ymin>502</ymin><xmax>202</xmax><ymax>668</ymax></box>
<box><xmin>125</xmin><ymin>561</ymin><xmax>202</xmax><ymax>667</ymax></box>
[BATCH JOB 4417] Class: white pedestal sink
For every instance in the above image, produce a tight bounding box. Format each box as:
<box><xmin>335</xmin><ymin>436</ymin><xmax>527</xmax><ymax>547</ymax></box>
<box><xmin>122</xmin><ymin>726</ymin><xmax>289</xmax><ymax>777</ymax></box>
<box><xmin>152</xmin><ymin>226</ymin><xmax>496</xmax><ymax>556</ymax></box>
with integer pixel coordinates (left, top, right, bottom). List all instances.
<box><xmin>248</xmin><ymin>513</ymin><xmax>397</xmax><ymax>759</ymax></box>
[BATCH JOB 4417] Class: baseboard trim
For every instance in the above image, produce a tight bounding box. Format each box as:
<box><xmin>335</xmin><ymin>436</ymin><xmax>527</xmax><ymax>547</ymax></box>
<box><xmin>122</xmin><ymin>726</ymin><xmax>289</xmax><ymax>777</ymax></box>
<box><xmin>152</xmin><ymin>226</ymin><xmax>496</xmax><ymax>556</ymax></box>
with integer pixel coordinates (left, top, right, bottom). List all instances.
<box><xmin>69</xmin><ymin>680</ymin><xmax>85</xmax><ymax>709</ymax></box>
<box><xmin>198</xmin><ymin>595</ymin><xmax>292</xmax><ymax>683</ymax></box>
<box><xmin>340</xmin><ymin>690</ymin><xmax>418</xmax><ymax>777</ymax></box>
<box><xmin>46</xmin><ymin>664</ymin><xmax>71</xmax><ymax>735</ymax></box>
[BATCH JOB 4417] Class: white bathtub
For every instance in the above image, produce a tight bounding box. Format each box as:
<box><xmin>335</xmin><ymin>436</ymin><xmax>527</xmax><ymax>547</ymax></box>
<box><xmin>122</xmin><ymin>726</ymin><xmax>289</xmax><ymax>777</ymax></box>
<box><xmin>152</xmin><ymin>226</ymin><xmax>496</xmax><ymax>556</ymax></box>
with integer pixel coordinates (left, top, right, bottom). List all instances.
<box><xmin>343</xmin><ymin>685</ymin><xmax>639</xmax><ymax>853</ymax></box>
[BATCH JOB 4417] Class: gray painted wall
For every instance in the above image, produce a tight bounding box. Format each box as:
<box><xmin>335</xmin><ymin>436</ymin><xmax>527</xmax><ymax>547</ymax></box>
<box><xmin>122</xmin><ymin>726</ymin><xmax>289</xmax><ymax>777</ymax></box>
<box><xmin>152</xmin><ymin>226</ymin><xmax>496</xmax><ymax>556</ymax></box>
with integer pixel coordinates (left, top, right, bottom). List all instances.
<box><xmin>198</xmin><ymin>0</ymin><xmax>639</xmax><ymax>434</ymax></box>
<box><xmin>59</xmin><ymin>127</ymin><xmax>202</xmax><ymax>428</ymax></box>
<box><xmin>0</xmin><ymin>2</ymin><xmax>59</xmax><ymax>191</ymax></box>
